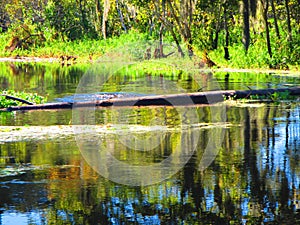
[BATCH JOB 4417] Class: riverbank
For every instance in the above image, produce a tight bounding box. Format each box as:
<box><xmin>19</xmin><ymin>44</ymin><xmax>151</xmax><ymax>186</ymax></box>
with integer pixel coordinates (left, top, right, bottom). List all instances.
<box><xmin>1</xmin><ymin>31</ymin><xmax>299</xmax><ymax>71</ymax></box>
<box><xmin>0</xmin><ymin>56</ymin><xmax>59</xmax><ymax>63</ymax></box>
<box><xmin>0</xmin><ymin>55</ymin><xmax>298</xmax><ymax>77</ymax></box>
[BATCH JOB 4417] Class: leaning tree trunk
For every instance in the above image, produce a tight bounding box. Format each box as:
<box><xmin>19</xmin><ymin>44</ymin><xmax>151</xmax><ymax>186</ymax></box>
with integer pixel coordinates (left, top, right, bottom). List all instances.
<box><xmin>166</xmin><ymin>0</ymin><xmax>195</xmax><ymax>56</ymax></box>
<box><xmin>270</xmin><ymin>0</ymin><xmax>280</xmax><ymax>39</ymax></box>
<box><xmin>154</xmin><ymin>0</ymin><xmax>185</xmax><ymax>57</ymax></box>
<box><xmin>169</xmin><ymin>27</ymin><xmax>185</xmax><ymax>57</ymax></box>
<box><xmin>116</xmin><ymin>0</ymin><xmax>127</xmax><ymax>32</ymax></box>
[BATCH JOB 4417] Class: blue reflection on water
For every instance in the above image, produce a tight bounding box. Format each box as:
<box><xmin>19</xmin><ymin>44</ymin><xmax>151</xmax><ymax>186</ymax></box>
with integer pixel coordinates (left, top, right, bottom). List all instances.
<box><xmin>259</xmin><ymin>106</ymin><xmax>300</xmax><ymax>188</ymax></box>
<box><xmin>1</xmin><ymin>210</ymin><xmax>45</xmax><ymax>225</ymax></box>
<box><xmin>1</xmin><ymin>104</ymin><xmax>300</xmax><ymax>224</ymax></box>
<box><xmin>54</xmin><ymin>92</ymin><xmax>149</xmax><ymax>103</ymax></box>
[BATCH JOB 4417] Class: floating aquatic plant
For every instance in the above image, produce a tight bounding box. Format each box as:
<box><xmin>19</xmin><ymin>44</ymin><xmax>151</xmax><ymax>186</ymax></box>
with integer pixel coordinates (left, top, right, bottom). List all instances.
<box><xmin>0</xmin><ymin>90</ymin><xmax>47</xmax><ymax>108</ymax></box>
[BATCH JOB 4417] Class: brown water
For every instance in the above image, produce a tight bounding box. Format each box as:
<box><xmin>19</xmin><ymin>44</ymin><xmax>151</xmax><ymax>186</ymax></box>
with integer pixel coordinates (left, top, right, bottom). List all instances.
<box><xmin>0</xmin><ymin>62</ymin><xmax>300</xmax><ymax>224</ymax></box>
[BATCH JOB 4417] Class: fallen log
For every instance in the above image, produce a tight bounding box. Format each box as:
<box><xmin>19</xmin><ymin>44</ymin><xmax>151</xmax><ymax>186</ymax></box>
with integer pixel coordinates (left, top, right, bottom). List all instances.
<box><xmin>0</xmin><ymin>86</ymin><xmax>299</xmax><ymax>112</ymax></box>
<box><xmin>227</xmin><ymin>86</ymin><xmax>300</xmax><ymax>98</ymax></box>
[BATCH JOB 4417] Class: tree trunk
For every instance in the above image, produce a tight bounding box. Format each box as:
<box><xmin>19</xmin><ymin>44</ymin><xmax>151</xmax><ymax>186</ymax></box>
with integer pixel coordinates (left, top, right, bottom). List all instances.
<box><xmin>166</xmin><ymin>0</ymin><xmax>194</xmax><ymax>56</ymax></box>
<box><xmin>169</xmin><ymin>27</ymin><xmax>185</xmax><ymax>57</ymax></box>
<box><xmin>116</xmin><ymin>0</ymin><xmax>127</xmax><ymax>32</ymax></box>
<box><xmin>213</xmin><ymin>29</ymin><xmax>219</xmax><ymax>50</ymax></box>
<box><xmin>159</xmin><ymin>22</ymin><xmax>184</xmax><ymax>57</ymax></box>
<box><xmin>157</xmin><ymin>0</ymin><xmax>185</xmax><ymax>57</ymax></box>
<box><xmin>159</xmin><ymin>0</ymin><xmax>166</xmax><ymax>57</ymax></box>
<box><xmin>159</xmin><ymin>23</ymin><xmax>164</xmax><ymax>57</ymax></box>
<box><xmin>79</xmin><ymin>0</ymin><xmax>88</xmax><ymax>32</ymax></box>
<box><xmin>250</xmin><ymin>0</ymin><xmax>258</xmax><ymax>17</ymax></box>
<box><xmin>270</xmin><ymin>0</ymin><xmax>280</xmax><ymax>39</ymax></box>
<box><xmin>212</xmin><ymin>3</ymin><xmax>223</xmax><ymax>50</ymax></box>
<box><xmin>224</xmin><ymin>1</ymin><xmax>230</xmax><ymax>60</ymax></box>
<box><xmin>262</xmin><ymin>0</ymin><xmax>272</xmax><ymax>58</ymax></box>
<box><xmin>242</xmin><ymin>0</ymin><xmax>250</xmax><ymax>53</ymax></box>
<box><xmin>102</xmin><ymin>0</ymin><xmax>111</xmax><ymax>39</ymax></box>
<box><xmin>95</xmin><ymin>0</ymin><xmax>102</xmax><ymax>35</ymax></box>
<box><xmin>284</xmin><ymin>0</ymin><xmax>292</xmax><ymax>46</ymax></box>
<box><xmin>185</xmin><ymin>0</ymin><xmax>194</xmax><ymax>57</ymax></box>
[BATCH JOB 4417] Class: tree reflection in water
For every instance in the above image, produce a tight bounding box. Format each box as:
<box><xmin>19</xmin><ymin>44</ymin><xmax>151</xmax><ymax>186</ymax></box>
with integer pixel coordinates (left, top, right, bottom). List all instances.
<box><xmin>0</xmin><ymin>89</ymin><xmax>300</xmax><ymax>223</ymax></box>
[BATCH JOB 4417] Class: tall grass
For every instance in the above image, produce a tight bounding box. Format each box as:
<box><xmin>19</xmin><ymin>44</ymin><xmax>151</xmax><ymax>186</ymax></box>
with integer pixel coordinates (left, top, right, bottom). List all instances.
<box><xmin>1</xmin><ymin>28</ymin><xmax>298</xmax><ymax>70</ymax></box>
<box><xmin>209</xmin><ymin>45</ymin><xmax>269</xmax><ymax>69</ymax></box>
<box><xmin>208</xmin><ymin>29</ymin><xmax>300</xmax><ymax>70</ymax></box>
<box><xmin>0</xmin><ymin>30</ymin><xmax>151</xmax><ymax>61</ymax></box>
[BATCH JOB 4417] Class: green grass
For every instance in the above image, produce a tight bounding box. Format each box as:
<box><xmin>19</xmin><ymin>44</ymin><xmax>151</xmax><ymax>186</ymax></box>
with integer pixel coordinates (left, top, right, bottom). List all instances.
<box><xmin>0</xmin><ymin>31</ymin><xmax>152</xmax><ymax>62</ymax></box>
<box><xmin>209</xmin><ymin>44</ymin><xmax>270</xmax><ymax>69</ymax></box>
<box><xmin>209</xmin><ymin>36</ymin><xmax>299</xmax><ymax>71</ymax></box>
<box><xmin>1</xmin><ymin>29</ymin><xmax>299</xmax><ymax>71</ymax></box>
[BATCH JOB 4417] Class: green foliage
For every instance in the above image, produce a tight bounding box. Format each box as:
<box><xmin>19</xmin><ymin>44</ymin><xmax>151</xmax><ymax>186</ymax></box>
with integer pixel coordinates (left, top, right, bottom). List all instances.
<box><xmin>117</xmin><ymin>60</ymin><xmax>186</xmax><ymax>77</ymax></box>
<box><xmin>0</xmin><ymin>29</ymin><xmax>151</xmax><ymax>59</ymax></box>
<box><xmin>44</xmin><ymin>0</ymin><xmax>97</xmax><ymax>40</ymax></box>
<box><xmin>222</xmin><ymin>46</ymin><xmax>268</xmax><ymax>68</ymax></box>
<box><xmin>269</xmin><ymin>90</ymin><xmax>293</xmax><ymax>101</ymax></box>
<box><xmin>248</xmin><ymin>91</ymin><xmax>294</xmax><ymax>102</ymax></box>
<box><xmin>0</xmin><ymin>90</ymin><xmax>47</xmax><ymax>108</ymax></box>
<box><xmin>210</xmin><ymin>34</ymin><xmax>296</xmax><ymax>70</ymax></box>
<box><xmin>1</xmin><ymin>0</ymin><xmax>300</xmax><ymax>68</ymax></box>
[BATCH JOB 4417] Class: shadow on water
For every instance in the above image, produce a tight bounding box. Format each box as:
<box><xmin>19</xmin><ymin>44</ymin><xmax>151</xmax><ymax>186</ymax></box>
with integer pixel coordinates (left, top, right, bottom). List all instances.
<box><xmin>0</xmin><ymin>62</ymin><xmax>300</xmax><ymax>224</ymax></box>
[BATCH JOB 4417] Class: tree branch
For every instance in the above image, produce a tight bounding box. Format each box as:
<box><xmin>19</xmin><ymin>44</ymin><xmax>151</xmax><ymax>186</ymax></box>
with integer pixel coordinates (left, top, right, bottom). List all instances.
<box><xmin>1</xmin><ymin>95</ymin><xmax>34</xmax><ymax>105</ymax></box>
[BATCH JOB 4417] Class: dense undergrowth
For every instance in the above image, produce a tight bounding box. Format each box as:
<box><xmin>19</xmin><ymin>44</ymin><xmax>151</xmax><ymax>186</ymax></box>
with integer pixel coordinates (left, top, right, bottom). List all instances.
<box><xmin>0</xmin><ymin>29</ymin><xmax>299</xmax><ymax>71</ymax></box>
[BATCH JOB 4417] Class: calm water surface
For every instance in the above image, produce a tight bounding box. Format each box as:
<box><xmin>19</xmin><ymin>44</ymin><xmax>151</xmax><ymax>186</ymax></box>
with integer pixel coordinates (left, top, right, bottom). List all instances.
<box><xmin>0</xmin><ymin>62</ymin><xmax>299</xmax><ymax>224</ymax></box>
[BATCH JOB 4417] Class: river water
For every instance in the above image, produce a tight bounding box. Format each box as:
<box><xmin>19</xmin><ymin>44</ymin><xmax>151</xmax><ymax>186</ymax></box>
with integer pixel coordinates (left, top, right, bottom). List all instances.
<box><xmin>0</xmin><ymin>62</ymin><xmax>299</xmax><ymax>224</ymax></box>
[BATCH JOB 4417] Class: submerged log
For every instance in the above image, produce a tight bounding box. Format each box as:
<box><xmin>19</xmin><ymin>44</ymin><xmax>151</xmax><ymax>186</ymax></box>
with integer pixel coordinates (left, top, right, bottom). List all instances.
<box><xmin>1</xmin><ymin>86</ymin><xmax>300</xmax><ymax>112</ymax></box>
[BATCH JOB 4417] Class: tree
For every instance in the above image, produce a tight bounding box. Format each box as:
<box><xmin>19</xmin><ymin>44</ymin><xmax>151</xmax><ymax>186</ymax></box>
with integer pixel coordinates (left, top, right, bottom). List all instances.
<box><xmin>102</xmin><ymin>0</ymin><xmax>111</xmax><ymax>39</ymax></box>
<box><xmin>241</xmin><ymin>0</ymin><xmax>260</xmax><ymax>53</ymax></box>
<box><xmin>284</xmin><ymin>0</ymin><xmax>292</xmax><ymax>46</ymax></box>
<box><xmin>242</xmin><ymin>0</ymin><xmax>250</xmax><ymax>52</ymax></box>
<box><xmin>159</xmin><ymin>0</ymin><xmax>196</xmax><ymax>57</ymax></box>
<box><xmin>270</xmin><ymin>0</ymin><xmax>280</xmax><ymax>39</ymax></box>
<box><xmin>116</xmin><ymin>0</ymin><xmax>127</xmax><ymax>32</ymax></box>
<box><xmin>153</xmin><ymin>0</ymin><xmax>185</xmax><ymax>57</ymax></box>
<box><xmin>223</xmin><ymin>0</ymin><xmax>230</xmax><ymax>60</ymax></box>
<box><xmin>261</xmin><ymin>0</ymin><xmax>272</xmax><ymax>58</ymax></box>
